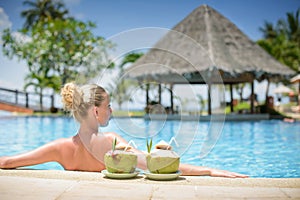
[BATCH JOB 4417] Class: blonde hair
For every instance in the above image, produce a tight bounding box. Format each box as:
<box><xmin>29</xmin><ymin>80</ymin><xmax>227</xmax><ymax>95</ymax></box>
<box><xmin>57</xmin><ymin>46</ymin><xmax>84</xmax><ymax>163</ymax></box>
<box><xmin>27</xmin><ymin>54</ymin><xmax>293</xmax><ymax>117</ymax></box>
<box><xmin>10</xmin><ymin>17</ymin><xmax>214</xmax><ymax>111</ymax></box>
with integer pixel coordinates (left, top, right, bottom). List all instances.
<box><xmin>61</xmin><ymin>83</ymin><xmax>107</xmax><ymax>122</ymax></box>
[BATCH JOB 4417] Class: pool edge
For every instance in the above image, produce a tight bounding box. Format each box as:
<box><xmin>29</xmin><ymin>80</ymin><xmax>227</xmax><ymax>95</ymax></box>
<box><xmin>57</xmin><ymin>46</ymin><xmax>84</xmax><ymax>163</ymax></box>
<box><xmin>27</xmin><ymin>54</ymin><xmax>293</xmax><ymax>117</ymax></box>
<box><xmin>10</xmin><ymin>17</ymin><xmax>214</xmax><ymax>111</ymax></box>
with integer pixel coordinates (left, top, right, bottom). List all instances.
<box><xmin>1</xmin><ymin>169</ymin><xmax>299</xmax><ymax>188</ymax></box>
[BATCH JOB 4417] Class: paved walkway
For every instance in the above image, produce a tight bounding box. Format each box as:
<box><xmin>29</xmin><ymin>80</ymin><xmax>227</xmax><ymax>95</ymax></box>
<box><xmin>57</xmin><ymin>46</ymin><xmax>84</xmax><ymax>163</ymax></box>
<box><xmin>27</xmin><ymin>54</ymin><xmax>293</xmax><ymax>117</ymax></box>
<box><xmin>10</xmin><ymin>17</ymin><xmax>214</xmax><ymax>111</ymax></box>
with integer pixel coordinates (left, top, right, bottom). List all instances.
<box><xmin>1</xmin><ymin>170</ymin><xmax>300</xmax><ymax>199</ymax></box>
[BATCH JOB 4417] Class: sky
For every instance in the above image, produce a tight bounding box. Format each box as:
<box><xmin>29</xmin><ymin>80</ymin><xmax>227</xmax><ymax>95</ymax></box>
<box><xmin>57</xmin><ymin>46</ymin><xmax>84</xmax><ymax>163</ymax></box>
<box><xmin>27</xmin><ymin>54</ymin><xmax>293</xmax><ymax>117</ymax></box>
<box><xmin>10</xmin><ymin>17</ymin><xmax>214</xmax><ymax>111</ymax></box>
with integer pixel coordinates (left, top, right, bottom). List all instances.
<box><xmin>0</xmin><ymin>0</ymin><xmax>299</xmax><ymax>108</ymax></box>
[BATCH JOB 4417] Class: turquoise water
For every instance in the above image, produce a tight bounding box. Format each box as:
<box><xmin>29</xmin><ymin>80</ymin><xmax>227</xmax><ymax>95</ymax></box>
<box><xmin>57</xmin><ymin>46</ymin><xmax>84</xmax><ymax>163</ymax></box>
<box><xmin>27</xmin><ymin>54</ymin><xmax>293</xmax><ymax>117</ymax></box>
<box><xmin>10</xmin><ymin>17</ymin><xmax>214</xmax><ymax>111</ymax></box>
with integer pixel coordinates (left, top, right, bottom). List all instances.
<box><xmin>0</xmin><ymin>116</ymin><xmax>299</xmax><ymax>178</ymax></box>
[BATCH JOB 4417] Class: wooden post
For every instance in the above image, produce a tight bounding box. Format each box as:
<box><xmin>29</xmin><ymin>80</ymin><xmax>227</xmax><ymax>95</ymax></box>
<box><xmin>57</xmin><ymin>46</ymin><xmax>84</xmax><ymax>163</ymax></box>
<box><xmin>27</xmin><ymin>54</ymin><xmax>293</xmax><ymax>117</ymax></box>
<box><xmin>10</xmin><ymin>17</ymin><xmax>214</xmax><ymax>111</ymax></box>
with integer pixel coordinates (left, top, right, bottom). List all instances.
<box><xmin>51</xmin><ymin>94</ymin><xmax>54</xmax><ymax>108</ymax></box>
<box><xmin>158</xmin><ymin>83</ymin><xmax>162</xmax><ymax>105</ymax></box>
<box><xmin>208</xmin><ymin>83</ymin><xmax>211</xmax><ymax>115</ymax></box>
<box><xmin>230</xmin><ymin>84</ymin><xmax>234</xmax><ymax>113</ymax></box>
<box><xmin>265</xmin><ymin>77</ymin><xmax>270</xmax><ymax>106</ymax></box>
<box><xmin>146</xmin><ymin>83</ymin><xmax>149</xmax><ymax>106</ymax></box>
<box><xmin>39</xmin><ymin>93</ymin><xmax>43</xmax><ymax>112</ymax></box>
<box><xmin>25</xmin><ymin>92</ymin><xmax>29</xmax><ymax>108</ymax></box>
<box><xmin>251</xmin><ymin>81</ymin><xmax>254</xmax><ymax>114</ymax></box>
<box><xmin>170</xmin><ymin>84</ymin><xmax>174</xmax><ymax>114</ymax></box>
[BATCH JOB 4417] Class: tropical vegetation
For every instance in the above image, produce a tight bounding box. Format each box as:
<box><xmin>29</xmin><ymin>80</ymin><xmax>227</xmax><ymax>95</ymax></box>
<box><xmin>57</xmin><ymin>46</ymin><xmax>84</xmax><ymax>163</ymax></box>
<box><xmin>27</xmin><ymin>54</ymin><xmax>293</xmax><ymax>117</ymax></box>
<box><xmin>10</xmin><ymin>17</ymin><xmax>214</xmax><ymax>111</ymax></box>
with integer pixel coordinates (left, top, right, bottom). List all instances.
<box><xmin>2</xmin><ymin>0</ymin><xmax>113</xmax><ymax>110</ymax></box>
<box><xmin>107</xmin><ymin>53</ymin><xmax>143</xmax><ymax>110</ymax></box>
<box><xmin>257</xmin><ymin>8</ymin><xmax>300</xmax><ymax>72</ymax></box>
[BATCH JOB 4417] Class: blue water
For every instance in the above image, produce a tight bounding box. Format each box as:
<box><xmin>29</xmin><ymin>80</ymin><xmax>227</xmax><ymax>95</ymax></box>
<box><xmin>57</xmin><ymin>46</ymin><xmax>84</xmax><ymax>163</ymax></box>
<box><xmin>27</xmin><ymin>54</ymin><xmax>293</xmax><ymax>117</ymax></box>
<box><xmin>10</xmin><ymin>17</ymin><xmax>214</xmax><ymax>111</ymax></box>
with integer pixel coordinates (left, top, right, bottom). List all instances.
<box><xmin>0</xmin><ymin>116</ymin><xmax>299</xmax><ymax>178</ymax></box>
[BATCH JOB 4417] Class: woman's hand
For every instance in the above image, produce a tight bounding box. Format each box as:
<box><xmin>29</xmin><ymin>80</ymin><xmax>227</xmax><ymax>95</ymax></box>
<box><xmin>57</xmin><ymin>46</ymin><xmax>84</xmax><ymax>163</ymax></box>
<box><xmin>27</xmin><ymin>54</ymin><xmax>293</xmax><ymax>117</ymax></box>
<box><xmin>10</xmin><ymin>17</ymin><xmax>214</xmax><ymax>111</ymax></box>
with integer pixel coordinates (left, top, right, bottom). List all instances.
<box><xmin>0</xmin><ymin>156</ymin><xmax>10</xmax><ymax>169</ymax></box>
<box><xmin>210</xmin><ymin>168</ymin><xmax>249</xmax><ymax>178</ymax></box>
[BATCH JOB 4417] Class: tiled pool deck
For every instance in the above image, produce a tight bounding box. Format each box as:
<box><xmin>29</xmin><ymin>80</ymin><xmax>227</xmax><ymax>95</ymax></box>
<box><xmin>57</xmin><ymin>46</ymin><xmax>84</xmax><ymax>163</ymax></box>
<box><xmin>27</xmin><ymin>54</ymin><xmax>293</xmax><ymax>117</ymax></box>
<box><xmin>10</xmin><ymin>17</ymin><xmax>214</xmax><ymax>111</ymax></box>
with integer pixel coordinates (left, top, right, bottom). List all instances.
<box><xmin>0</xmin><ymin>170</ymin><xmax>299</xmax><ymax>199</ymax></box>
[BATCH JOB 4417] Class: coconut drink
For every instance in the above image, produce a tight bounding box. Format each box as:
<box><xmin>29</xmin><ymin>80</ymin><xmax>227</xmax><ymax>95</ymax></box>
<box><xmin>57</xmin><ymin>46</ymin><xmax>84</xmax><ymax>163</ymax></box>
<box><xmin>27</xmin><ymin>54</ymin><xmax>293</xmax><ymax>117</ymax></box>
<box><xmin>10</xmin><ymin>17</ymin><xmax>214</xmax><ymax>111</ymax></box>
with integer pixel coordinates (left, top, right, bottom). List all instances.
<box><xmin>104</xmin><ymin>138</ymin><xmax>137</xmax><ymax>173</ymax></box>
<box><xmin>146</xmin><ymin>140</ymin><xmax>180</xmax><ymax>174</ymax></box>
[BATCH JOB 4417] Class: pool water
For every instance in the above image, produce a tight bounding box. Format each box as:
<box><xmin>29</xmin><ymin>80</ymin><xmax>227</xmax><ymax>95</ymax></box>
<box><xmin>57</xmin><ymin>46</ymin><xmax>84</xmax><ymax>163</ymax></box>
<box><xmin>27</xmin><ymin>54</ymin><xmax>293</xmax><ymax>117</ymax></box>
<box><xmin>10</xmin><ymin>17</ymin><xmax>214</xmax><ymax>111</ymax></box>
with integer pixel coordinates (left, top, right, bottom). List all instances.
<box><xmin>0</xmin><ymin>116</ymin><xmax>299</xmax><ymax>178</ymax></box>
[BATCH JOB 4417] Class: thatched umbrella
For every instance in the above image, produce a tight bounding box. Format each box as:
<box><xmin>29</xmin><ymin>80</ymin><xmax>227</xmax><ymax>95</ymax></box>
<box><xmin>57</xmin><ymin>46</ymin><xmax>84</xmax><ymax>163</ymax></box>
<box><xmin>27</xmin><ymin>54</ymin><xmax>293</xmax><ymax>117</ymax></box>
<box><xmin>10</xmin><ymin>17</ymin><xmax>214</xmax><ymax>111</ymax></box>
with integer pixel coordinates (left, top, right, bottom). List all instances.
<box><xmin>273</xmin><ymin>85</ymin><xmax>293</xmax><ymax>94</ymax></box>
<box><xmin>291</xmin><ymin>74</ymin><xmax>300</xmax><ymax>83</ymax></box>
<box><xmin>291</xmin><ymin>74</ymin><xmax>300</xmax><ymax>106</ymax></box>
<box><xmin>125</xmin><ymin>4</ymin><xmax>294</xmax><ymax>114</ymax></box>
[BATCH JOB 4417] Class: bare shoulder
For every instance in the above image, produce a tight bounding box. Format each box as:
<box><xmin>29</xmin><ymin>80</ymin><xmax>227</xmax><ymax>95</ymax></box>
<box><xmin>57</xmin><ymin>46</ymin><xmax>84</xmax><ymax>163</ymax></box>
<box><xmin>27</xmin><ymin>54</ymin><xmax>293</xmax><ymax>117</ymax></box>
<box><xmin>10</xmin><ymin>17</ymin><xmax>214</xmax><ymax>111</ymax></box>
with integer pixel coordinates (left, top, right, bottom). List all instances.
<box><xmin>103</xmin><ymin>132</ymin><xmax>122</xmax><ymax>137</ymax></box>
<box><xmin>51</xmin><ymin>138</ymin><xmax>76</xmax><ymax>161</ymax></box>
<box><xmin>103</xmin><ymin>132</ymin><xmax>118</xmax><ymax>139</ymax></box>
<box><xmin>45</xmin><ymin>138</ymin><xmax>74</xmax><ymax>150</ymax></box>
<box><xmin>102</xmin><ymin>132</ymin><xmax>121</xmax><ymax>141</ymax></box>
<box><xmin>51</xmin><ymin>138</ymin><xmax>72</xmax><ymax>145</ymax></box>
<box><xmin>102</xmin><ymin>132</ymin><xmax>127</xmax><ymax>143</ymax></box>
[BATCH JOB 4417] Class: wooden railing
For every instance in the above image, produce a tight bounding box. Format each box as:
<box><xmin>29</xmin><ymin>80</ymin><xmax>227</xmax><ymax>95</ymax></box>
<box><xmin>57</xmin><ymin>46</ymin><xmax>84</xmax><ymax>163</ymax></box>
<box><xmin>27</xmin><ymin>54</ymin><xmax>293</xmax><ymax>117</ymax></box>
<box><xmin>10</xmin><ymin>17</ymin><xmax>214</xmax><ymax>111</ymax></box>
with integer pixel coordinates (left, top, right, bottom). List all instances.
<box><xmin>0</xmin><ymin>87</ymin><xmax>55</xmax><ymax>112</ymax></box>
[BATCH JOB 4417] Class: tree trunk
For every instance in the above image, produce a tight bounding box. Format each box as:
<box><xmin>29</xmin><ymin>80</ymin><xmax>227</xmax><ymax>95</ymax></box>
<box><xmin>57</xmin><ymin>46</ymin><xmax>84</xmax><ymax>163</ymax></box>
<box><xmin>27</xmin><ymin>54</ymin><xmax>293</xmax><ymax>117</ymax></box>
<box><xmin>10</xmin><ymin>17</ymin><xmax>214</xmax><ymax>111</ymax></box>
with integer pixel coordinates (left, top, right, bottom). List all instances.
<box><xmin>39</xmin><ymin>91</ymin><xmax>43</xmax><ymax>111</ymax></box>
<box><xmin>265</xmin><ymin>78</ymin><xmax>270</xmax><ymax>106</ymax></box>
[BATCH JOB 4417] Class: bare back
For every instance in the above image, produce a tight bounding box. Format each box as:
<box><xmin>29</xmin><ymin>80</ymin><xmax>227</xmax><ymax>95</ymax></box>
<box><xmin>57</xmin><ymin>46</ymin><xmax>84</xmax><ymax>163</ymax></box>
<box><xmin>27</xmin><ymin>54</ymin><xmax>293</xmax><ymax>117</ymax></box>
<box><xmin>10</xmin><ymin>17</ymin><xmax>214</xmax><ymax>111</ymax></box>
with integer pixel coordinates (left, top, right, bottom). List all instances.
<box><xmin>57</xmin><ymin>134</ymin><xmax>113</xmax><ymax>172</ymax></box>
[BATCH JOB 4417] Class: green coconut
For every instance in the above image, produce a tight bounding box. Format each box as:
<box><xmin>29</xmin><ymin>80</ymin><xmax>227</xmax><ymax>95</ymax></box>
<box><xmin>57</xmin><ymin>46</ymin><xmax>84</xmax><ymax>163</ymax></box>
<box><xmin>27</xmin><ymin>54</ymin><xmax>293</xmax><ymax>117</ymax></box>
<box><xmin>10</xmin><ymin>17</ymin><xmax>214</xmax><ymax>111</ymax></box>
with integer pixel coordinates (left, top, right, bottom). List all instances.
<box><xmin>104</xmin><ymin>150</ymin><xmax>137</xmax><ymax>173</ymax></box>
<box><xmin>146</xmin><ymin>149</ymin><xmax>180</xmax><ymax>174</ymax></box>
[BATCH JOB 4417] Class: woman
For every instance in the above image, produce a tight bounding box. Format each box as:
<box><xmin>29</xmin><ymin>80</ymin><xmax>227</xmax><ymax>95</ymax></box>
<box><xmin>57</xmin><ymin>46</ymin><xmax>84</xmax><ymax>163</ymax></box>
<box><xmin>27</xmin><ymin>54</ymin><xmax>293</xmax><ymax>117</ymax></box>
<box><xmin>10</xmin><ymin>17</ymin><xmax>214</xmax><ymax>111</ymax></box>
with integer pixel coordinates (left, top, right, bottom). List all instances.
<box><xmin>0</xmin><ymin>83</ymin><xmax>247</xmax><ymax>178</ymax></box>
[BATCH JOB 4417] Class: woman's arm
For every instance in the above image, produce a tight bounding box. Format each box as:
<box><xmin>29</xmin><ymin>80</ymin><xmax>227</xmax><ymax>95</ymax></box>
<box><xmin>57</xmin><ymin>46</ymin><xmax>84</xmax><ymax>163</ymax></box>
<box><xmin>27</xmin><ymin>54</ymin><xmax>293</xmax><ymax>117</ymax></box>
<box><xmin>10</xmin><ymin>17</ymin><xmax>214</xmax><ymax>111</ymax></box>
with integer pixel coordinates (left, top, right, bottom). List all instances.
<box><xmin>179</xmin><ymin>163</ymin><xmax>248</xmax><ymax>178</ymax></box>
<box><xmin>0</xmin><ymin>140</ymin><xmax>62</xmax><ymax>169</ymax></box>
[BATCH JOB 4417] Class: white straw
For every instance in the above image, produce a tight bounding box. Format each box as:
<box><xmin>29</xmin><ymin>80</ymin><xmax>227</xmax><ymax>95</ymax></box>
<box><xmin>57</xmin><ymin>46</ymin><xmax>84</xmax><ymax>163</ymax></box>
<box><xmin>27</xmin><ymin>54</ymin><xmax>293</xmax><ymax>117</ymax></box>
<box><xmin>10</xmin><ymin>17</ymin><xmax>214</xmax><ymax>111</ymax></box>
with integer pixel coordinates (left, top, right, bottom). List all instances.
<box><xmin>124</xmin><ymin>140</ymin><xmax>138</xmax><ymax>151</ymax></box>
<box><xmin>168</xmin><ymin>137</ymin><xmax>179</xmax><ymax>147</ymax></box>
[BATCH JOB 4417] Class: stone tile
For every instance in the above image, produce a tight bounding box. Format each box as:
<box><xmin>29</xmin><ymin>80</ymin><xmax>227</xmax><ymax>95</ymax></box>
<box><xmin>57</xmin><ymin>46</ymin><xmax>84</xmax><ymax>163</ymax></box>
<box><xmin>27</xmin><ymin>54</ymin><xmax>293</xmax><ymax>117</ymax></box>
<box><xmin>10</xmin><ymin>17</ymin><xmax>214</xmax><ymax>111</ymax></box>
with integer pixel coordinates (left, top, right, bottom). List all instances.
<box><xmin>151</xmin><ymin>185</ymin><xmax>197</xmax><ymax>200</ymax></box>
<box><xmin>194</xmin><ymin>186</ymin><xmax>288</xmax><ymax>199</ymax></box>
<box><xmin>59</xmin><ymin>181</ymin><xmax>153</xmax><ymax>200</ymax></box>
<box><xmin>0</xmin><ymin>176</ymin><xmax>76</xmax><ymax>200</ymax></box>
<box><xmin>246</xmin><ymin>198</ymin><xmax>293</xmax><ymax>200</ymax></box>
<box><xmin>1</xmin><ymin>171</ymin><xmax>300</xmax><ymax>200</ymax></box>
<box><xmin>280</xmin><ymin>188</ymin><xmax>300</xmax><ymax>199</ymax></box>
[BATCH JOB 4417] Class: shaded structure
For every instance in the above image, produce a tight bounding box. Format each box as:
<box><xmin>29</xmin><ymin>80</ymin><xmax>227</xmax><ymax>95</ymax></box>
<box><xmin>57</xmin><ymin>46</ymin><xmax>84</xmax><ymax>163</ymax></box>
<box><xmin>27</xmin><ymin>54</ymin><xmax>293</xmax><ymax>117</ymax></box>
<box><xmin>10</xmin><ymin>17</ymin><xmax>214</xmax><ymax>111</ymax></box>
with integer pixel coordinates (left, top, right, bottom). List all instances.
<box><xmin>125</xmin><ymin>5</ymin><xmax>294</xmax><ymax>114</ymax></box>
<box><xmin>291</xmin><ymin>74</ymin><xmax>300</xmax><ymax>106</ymax></box>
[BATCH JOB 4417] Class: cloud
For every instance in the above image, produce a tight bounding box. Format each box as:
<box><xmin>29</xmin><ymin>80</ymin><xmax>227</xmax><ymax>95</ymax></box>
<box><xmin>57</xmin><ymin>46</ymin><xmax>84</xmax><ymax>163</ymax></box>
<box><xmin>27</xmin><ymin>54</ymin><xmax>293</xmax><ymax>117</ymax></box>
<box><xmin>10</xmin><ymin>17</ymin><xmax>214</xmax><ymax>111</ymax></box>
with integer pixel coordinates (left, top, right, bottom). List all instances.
<box><xmin>0</xmin><ymin>7</ymin><xmax>12</xmax><ymax>31</ymax></box>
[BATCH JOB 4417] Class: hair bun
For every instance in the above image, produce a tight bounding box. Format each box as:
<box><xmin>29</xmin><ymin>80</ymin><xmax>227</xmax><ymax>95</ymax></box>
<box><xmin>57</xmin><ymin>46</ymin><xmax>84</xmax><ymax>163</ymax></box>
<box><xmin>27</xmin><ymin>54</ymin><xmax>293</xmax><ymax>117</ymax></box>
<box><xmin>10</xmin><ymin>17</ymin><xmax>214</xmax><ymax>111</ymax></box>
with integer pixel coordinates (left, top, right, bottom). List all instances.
<box><xmin>61</xmin><ymin>83</ymin><xmax>83</xmax><ymax>111</ymax></box>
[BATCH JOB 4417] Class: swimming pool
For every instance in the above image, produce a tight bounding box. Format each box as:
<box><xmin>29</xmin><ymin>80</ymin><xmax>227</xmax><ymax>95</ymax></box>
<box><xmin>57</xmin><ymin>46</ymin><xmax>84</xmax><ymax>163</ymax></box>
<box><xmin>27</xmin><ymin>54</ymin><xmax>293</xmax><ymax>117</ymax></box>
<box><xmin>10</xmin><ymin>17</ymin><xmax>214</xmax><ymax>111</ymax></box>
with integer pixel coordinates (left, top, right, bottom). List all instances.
<box><xmin>0</xmin><ymin>116</ymin><xmax>299</xmax><ymax>178</ymax></box>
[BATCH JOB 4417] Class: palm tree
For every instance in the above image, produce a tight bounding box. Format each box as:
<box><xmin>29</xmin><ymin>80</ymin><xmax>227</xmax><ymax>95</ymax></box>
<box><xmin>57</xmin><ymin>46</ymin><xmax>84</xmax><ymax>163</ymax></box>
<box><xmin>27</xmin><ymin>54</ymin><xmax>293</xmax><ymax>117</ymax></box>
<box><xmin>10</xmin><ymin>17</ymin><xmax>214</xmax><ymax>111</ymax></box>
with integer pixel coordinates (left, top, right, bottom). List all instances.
<box><xmin>259</xmin><ymin>9</ymin><xmax>299</xmax><ymax>44</ymax></box>
<box><xmin>286</xmin><ymin>9</ymin><xmax>300</xmax><ymax>47</ymax></box>
<box><xmin>108</xmin><ymin>53</ymin><xmax>143</xmax><ymax>110</ymax></box>
<box><xmin>196</xmin><ymin>94</ymin><xmax>206</xmax><ymax>115</ymax></box>
<box><xmin>258</xmin><ymin>9</ymin><xmax>300</xmax><ymax>107</ymax></box>
<box><xmin>21</xmin><ymin>0</ymin><xmax>69</xmax><ymax>29</ymax></box>
<box><xmin>258</xmin><ymin>8</ymin><xmax>300</xmax><ymax>72</ymax></box>
<box><xmin>119</xmin><ymin>53</ymin><xmax>144</xmax><ymax>69</ymax></box>
<box><xmin>234</xmin><ymin>83</ymin><xmax>246</xmax><ymax>102</ymax></box>
<box><xmin>108</xmin><ymin>78</ymin><xmax>137</xmax><ymax>110</ymax></box>
<box><xmin>24</xmin><ymin>68</ymin><xmax>60</xmax><ymax>111</ymax></box>
<box><xmin>259</xmin><ymin>21</ymin><xmax>277</xmax><ymax>40</ymax></box>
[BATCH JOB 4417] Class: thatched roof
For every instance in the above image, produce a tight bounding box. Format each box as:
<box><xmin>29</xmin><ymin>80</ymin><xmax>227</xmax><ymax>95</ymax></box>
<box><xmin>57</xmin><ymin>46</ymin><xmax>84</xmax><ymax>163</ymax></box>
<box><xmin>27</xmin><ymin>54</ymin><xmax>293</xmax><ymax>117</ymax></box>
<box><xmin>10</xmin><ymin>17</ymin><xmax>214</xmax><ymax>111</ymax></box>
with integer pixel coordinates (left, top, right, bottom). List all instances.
<box><xmin>125</xmin><ymin>5</ymin><xmax>294</xmax><ymax>84</ymax></box>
